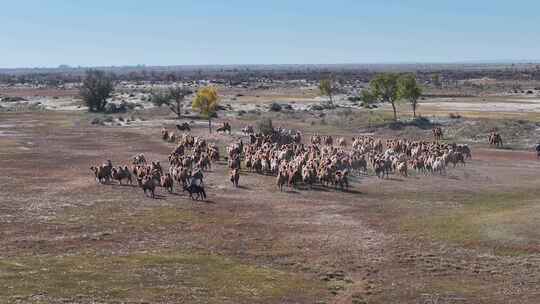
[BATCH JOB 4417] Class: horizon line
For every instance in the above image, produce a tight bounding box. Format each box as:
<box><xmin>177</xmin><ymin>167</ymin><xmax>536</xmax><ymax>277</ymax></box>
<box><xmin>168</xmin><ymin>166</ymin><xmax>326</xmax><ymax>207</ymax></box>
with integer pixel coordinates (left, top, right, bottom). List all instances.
<box><xmin>2</xmin><ymin>60</ymin><xmax>540</xmax><ymax>71</ymax></box>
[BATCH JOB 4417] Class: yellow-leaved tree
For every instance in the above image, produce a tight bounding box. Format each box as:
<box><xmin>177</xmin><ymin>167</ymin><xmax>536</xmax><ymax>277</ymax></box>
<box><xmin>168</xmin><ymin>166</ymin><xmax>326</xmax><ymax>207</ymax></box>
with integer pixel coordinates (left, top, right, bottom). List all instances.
<box><xmin>192</xmin><ymin>86</ymin><xmax>219</xmax><ymax>133</ymax></box>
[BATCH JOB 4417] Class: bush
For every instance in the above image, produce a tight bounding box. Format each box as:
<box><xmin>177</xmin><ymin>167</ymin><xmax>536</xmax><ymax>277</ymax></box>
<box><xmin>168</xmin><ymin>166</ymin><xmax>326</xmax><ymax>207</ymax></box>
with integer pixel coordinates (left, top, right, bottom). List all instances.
<box><xmin>90</xmin><ymin>117</ymin><xmax>102</xmax><ymax>125</ymax></box>
<box><xmin>310</xmin><ymin>104</ymin><xmax>324</xmax><ymax>111</ymax></box>
<box><xmin>269</xmin><ymin>102</ymin><xmax>282</xmax><ymax>112</ymax></box>
<box><xmin>257</xmin><ymin>118</ymin><xmax>274</xmax><ymax>135</ymax></box>
<box><xmin>410</xmin><ymin>116</ymin><xmax>433</xmax><ymax>128</ymax></box>
<box><xmin>104</xmin><ymin>103</ymin><xmax>121</xmax><ymax>114</ymax></box>
<box><xmin>449</xmin><ymin>113</ymin><xmax>462</xmax><ymax>119</ymax></box>
<box><xmin>282</xmin><ymin>103</ymin><xmax>293</xmax><ymax>110</ymax></box>
<box><xmin>80</xmin><ymin>70</ymin><xmax>114</xmax><ymax>112</ymax></box>
<box><xmin>2</xmin><ymin>96</ymin><xmax>27</xmax><ymax>103</ymax></box>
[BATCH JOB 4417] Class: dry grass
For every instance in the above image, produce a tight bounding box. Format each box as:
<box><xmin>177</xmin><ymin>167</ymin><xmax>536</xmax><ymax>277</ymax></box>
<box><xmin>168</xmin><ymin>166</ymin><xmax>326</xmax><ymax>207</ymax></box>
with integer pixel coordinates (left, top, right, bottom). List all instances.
<box><xmin>3</xmin><ymin>109</ymin><xmax>540</xmax><ymax>303</ymax></box>
<box><xmin>401</xmin><ymin>190</ymin><xmax>540</xmax><ymax>254</ymax></box>
<box><xmin>0</xmin><ymin>252</ymin><xmax>324</xmax><ymax>303</ymax></box>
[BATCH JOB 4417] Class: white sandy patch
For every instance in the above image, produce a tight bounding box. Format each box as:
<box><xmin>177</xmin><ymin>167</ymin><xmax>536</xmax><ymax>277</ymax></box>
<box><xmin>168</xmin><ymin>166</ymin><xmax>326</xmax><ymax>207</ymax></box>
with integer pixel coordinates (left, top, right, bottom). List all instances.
<box><xmin>422</xmin><ymin>101</ymin><xmax>540</xmax><ymax>113</ymax></box>
<box><xmin>506</xmin><ymin>98</ymin><xmax>540</xmax><ymax>103</ymax></box>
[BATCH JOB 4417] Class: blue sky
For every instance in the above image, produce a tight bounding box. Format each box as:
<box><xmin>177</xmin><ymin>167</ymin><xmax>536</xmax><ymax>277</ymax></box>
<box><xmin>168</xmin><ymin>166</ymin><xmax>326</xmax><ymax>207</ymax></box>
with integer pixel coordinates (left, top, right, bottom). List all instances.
<box><xmin>1</xmin><ymin>0</ymin><xmax>539</xmax><ymax>68</ymax></box>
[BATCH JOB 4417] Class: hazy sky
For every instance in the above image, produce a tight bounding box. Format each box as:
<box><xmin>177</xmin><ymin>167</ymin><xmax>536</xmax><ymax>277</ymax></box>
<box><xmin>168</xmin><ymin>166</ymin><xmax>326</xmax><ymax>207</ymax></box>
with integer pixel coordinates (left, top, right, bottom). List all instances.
<box><xmin>1</xmin><ymin>0</ymin><xmax>539</xmax><ymax>68</ymax></box>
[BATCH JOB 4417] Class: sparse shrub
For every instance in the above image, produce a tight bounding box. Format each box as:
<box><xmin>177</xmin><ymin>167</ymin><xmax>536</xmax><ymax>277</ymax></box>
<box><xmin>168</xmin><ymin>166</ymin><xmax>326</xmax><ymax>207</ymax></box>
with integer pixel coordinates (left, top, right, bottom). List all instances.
<box><xmin>269</xmin><ymin>102</ymin><xmax>282</xmax><ymax>112</ymax></box>
<box><xmin>410</xmin><ymin>116</ymin><xmax>432</xmax><ymax>128</ymax></box>
<box><xmin>2</xmin><ymin>96</ymin><xmax>27</xmax><ymax>103</ymax></box>
<box><xmin>104</xmin><ymin>103</ymin><xmax>128</xmax><ymax>114</ymax></box>
<box><xmin>90</xmin><ymin>117</ymin><xmax>102</xmax><ymax>125</ymax></box>
<box><xmin>336</xmin><ymin>108</ymin><xmax>353</xmax><ymax>118</ymax></box>
<box><xmin>310</xmin><ymin>104</ymin><xmax>324</xmax><ymax>111</ymax></box>
<box><xmin>449</xmin><ymin>113</ymin><xmax>462</xmax><ymax>119</ymax></box>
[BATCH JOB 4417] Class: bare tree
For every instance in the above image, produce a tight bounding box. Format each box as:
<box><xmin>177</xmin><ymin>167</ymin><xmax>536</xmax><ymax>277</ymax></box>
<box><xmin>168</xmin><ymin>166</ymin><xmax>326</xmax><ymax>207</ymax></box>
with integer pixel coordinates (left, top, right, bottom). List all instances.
<box><xmin>319</xmin><ymin>78</ymin><xmax>336</xmax><ymax>105</ymax></box>
<box><xmin>151</xmin><ymin>86</ymin><xmax>193</xmax><ymax>119</ymax></box>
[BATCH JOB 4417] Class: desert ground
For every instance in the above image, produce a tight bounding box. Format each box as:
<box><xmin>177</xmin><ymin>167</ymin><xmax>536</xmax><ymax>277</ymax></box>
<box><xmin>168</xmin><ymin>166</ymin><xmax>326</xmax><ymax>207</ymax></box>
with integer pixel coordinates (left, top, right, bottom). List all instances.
<box><xmin>2</xmin><ymin>84</ymin><xmax>540</xmax><ymax>304</ymax></box>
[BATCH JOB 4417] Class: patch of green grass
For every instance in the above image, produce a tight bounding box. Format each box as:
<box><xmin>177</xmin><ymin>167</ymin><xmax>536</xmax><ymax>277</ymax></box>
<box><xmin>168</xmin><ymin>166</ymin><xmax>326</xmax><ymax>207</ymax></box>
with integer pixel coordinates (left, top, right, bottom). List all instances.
<box><xmin>0</xmin><ymin>138</ymin><xmax>21</xmax><ymax>154</ymax></box>
<box><xmin>0</xmin><ymin>252</ymin><xmax>324</xmax><ymax>303</ymax></box>
<box><xmin>421</xmin><ymin>277</ymin><xmax>492</xmax><ymax>300</ymax></box>
<box><xmin>401</xmin><ymin>190</ymin><xmax>540</xmax><ymax>255</ymax></box>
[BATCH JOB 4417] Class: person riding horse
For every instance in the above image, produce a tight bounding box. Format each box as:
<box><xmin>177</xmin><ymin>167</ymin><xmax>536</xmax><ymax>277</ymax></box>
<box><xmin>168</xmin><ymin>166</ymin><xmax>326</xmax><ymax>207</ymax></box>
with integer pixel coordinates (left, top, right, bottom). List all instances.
<box><xmin>489</xmin><ymin>130</ymin><xmax>503</xmax><ymax>148</ymax></box>
<box><xmin>217</xmin><ymin>122</ymin><xmax>232</xmax><ymax>134</ymax></box>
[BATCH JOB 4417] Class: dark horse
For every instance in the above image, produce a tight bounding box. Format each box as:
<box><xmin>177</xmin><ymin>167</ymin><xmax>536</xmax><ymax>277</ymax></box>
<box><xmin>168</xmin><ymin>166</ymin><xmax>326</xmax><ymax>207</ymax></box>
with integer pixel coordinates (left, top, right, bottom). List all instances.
<box><xmin>176</xmin><ymin>122</ymin><xmax>191</xmax><ymax>132</ymax></box>
<box><xmin>183</xmin><ymin>184</ymin><xmax>207</xmax><ymax>200</ymax></box>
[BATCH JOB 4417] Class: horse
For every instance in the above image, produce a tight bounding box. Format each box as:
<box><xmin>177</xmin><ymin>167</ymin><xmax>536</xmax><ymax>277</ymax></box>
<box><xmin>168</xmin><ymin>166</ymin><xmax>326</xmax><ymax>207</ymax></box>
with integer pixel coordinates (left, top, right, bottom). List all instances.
<box><xmin>176</xmin><ymin>122</ymin><xmax>191</xmax><ymax>132</ymax></box>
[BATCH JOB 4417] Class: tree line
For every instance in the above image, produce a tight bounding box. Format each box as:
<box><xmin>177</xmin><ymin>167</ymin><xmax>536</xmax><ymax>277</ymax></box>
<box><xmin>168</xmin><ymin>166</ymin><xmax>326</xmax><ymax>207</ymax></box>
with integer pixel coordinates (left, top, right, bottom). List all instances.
<box><xmin>319</xmin><ymin>72</ymin><xmax>422</xmax><ymax>121</ymax></box>
<box><xmin>81</xmin><ymin>70</ymin><xmax>219</xmax><ymax>133</ymax></box>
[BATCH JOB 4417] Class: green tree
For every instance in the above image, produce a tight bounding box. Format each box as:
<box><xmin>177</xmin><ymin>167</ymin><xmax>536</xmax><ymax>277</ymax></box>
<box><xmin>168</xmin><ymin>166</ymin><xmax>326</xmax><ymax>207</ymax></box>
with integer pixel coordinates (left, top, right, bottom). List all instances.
<box><xmin>360</xmin><ymin>89</ymin><xmax>376</xmax><ymax>105</ymax></box>
<box><xmin>192</xmin><ymin>86</ymin><xmax>219</xmax><ymax>133</ymax></box>
<box><xmin>151</xmin><ymin>86</ymin><xmax>192</xmax><ymax>119</ymax></box>
<box><xmin>398</xmin><ymin>74</ymin><xmax>423</xmax><ymax>118</ymax></box>
<box><xmin>319</xmin><ymin>78</ymin><xmax>336</xmax><ymax>105</ymax></box>
<box><xmin>370</xmin><ymin>73</ymin><xmax>401</xmax><ymax>121</ymax></box>
<box><xmin>80</xmin><ymin>70</ymin><xmax>114</xmax><ymax>112</ymax></box>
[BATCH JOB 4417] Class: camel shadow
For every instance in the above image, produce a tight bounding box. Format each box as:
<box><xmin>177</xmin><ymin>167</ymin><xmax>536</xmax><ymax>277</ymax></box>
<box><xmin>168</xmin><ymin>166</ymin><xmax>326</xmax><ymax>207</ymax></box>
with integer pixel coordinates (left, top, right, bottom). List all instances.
<box><xmin>145</xmin><ymin>194</ymin><xmax>165</xmax><ymax>200</ymax></box>
<box><xmin>308</xmin><ymin>186</ymin><xmax>331</xmax><ymax>192</ymax></box>
<box><xmin>109</xmin><ymin>183</ymin><xmax>136</xmax><ymax>188</ymax></box>
<box><xmin>343</xmin><ymin>188</ymin><xmax>364</xmax><ymax>195</ymax></box>
<box><xmin>237</xmin><ymin>185</ymin><xmax>250</xmax><ymax>190</ymax></box>
<box><xmin>284</xmin><ymin>189</ymin><xmax>300</xmax><ymax>194</ymax></box>
<box><xmin>169</xmin><ymin>191</ymin><xmax>186</xmax><ymax>197</ymax></box>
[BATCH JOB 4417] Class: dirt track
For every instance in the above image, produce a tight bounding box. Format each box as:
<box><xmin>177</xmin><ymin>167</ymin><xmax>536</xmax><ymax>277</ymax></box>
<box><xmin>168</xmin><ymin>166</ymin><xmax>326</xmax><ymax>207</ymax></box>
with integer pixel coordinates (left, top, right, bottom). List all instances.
<box><xmin>1</xmin><ymin>111</ymin><xmax>540</xmax><ymax>304</ymax></box>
